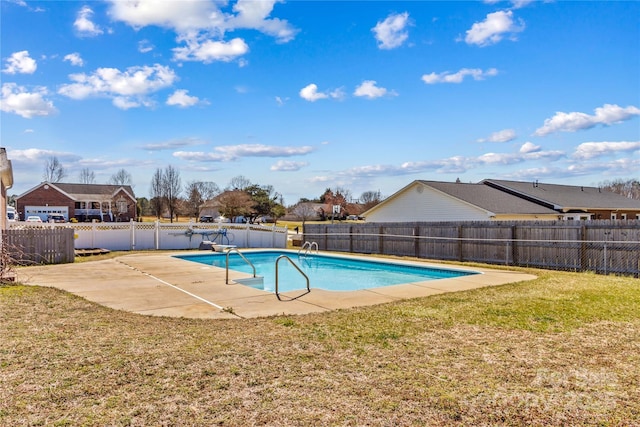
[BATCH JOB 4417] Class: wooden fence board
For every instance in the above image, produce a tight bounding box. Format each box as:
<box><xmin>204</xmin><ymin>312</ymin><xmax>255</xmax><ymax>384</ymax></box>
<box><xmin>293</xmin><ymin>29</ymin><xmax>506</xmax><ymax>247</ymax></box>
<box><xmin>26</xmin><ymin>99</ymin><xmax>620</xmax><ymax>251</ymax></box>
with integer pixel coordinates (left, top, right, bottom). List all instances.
<box><xmin>304</xmin><ymin>220</ymin><xmax>640</xmax><ymax>276</ymax></box>
<box><xmin>3</xmin><ymin>228</ymin><xmax>75</xmax><ymax>265</ymax></box>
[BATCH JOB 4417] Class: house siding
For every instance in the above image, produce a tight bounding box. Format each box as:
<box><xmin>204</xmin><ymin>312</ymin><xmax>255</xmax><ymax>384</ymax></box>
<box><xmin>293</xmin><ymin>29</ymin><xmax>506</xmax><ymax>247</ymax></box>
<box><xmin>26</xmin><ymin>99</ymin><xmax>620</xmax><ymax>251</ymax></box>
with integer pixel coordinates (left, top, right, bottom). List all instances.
<box><xmin>366</xmin><ymin>182</ymin><xmax>490</xmax><ymax>223</ymax></box>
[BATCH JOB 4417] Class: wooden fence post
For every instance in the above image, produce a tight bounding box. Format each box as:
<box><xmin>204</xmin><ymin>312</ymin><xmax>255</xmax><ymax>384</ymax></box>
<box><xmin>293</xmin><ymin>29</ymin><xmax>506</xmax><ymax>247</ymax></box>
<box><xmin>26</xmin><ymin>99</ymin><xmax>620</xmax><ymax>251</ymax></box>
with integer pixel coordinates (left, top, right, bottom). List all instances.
<box><xmin>457</xmin><ymin>225</ymin><xmax>463</xmax><ymax>262</ymax></box>
<box><xmin>580</xmin><ymin>223</ymin><xmax>587</xmax><ymax>272</ymax></box>
<box><xmin>510</xmin><ymin>225</ymin><xmax>517</xmax><ymax>266</ymax></box>
<box><xmin>349</xmin><ymin>225</ymin><xmax>354</xmax><ymax>253</ymax></box>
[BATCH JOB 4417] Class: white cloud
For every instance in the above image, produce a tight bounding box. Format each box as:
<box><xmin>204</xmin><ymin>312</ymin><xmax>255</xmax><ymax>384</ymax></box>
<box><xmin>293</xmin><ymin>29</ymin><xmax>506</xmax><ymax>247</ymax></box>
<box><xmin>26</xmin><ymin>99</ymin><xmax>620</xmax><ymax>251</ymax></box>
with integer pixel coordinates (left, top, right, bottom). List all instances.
<box><xmin>216</xmin><ymin>144</ymin><xmax>315</xmax><ymax>158</ymax></box>
<box><xmin>519</xmin><ymin>142</ymin><xmax>540</xmax><ymax>153</ymax></box>
<box><xmin>112</xmin><ymin>97</ymin><xmax>151</xmax><ymax>110</ymax></box>
<box><xmin>226</xmin><ymin>0</ymin><xmax>298</xmax><ymax>43</ymax></box>
<box><xmin>173</xmin><ymin>37</ymin><xmax>249</xmax><ymax>63</ymax></box>
<box><xmin>166</xmin><ymin>89</ymin><xmax>201</xmax><ymax>108</ymax></box>
<box><xmin>573</xmin><ymin>141</ymin><xmax>640</xmax><ymax>160</ymax></box>
<box><xmin>63</xmin><ymin>52</ymin><xmax>84</xmax><ymax>67</ymax></box>
<box><xmin>464</xmin><ymin>10</ymin><xmax>524</xmax><ymax>47</ymax></box>
<box><xmin>173</xmin><ymin>151</ymin><xmax>230</xmax><ymax>162</ymax></box>
<box><xmin>138</xmin><ymin>40</ymin><xmax>154</xmax><ymax>53</ymax></box>
<box><xmin>2</xmin><ymin>50</ymin><xmax>37</xmax><ymax>74</ymax></box>
<box><xmin>477</xmin><ymin>128</ymin><xmax>516</xmax><ymax>143</ymax></box>
<box><xmin>107</xmin><ymin>0</ymin><xmax>222</xmax><ymax>32</ymax></box>
<box><xmin>275</xmin><ymin>96</ymin><xmax>288</xmax><ymax>106</ymax></box>
<box><xmin>0</xmin><ymin>83</ymin><xmax>57</xmax><ymax>118</ymax></box>
<box><xmin>299</xmin><ymin>84</ymin><xmax>328</xmax><ymax>102</ymax></box>
<box><xmin>108</xmin><ymin>0</ymin><xmax>298</xmax><ymax>39</ymax></box>
<box><xmin>271</xmin><ymin>160</ymin><xmax>309</xmax><ymax>171</ymax></box>
<box><xmin>8</xmin><ymin>148</ymin><xmax>80</xmax><ymax>163</ymax></box>
<box><xmin>174</xmin><ymin>144</ymin><xmax>315</xmax><ymax>162</ymax></box>
<box><xmin>107</xmin><ymin>0</ymin><xmax>297</xmax><ymax>63</ymax></box>
<box><xmin>353</xmin><ymin>80</ymin><xmax>396</xmax><ymax>99</ymax></box>
<box><xmin>143</xmin><ymin>137</ymin><xmax>207</xmax><ymax>151</ymax></box>
<box><xmin>58</xmin><ymin>64</ymin><xmax>177</xmax><ymax>109</ymax></box>
<box><xmin>534</xmin><ymin>104</ymin><xmax>640</xmax><ymax>136</ymax></box>
<box><xmin>312</xmin><ymin>143</ymin><xmax>565</xmax><ymax>183</ymax></box>
<box><xmin>6</xmin><ymin>0</ymin><xmax>27</xmax><ymax>6</ymax></box>
<box><xmin>372</xmin><ymin>12</ymin><xmax>410</xmax><ymax>50</ymax></box>
<box><xmin>74</xmin><ymin>5</ymin><xmax>104</xmax><ymax>37</ymax></box>
<box><xmin>567</xmin><ymin>157</ymin><xmax>640</xmax><ymax>177</ymax></box>
<box><xmin>422</xmin><ymin>68</ymin><xmax>498</xmax><ymax>84</ymax></box>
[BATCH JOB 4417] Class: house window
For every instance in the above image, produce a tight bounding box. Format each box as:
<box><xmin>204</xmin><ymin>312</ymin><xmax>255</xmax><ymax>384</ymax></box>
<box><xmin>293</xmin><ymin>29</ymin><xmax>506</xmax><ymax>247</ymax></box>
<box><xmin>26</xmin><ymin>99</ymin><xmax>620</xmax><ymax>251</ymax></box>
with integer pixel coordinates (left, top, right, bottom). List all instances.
<box><xmin>610</xmin><ymin>213</ymin><xmax>617</xmax><ymax>220</ymax></box>
<box><xmin>621</xmin><ymin>213</ymin><xmax>627</xmax><ymax>220</ymax></box>
<box><xmin>117</xmin><ymin>200</ymin><xmax>127</xmax><ymax>213</ymax></box>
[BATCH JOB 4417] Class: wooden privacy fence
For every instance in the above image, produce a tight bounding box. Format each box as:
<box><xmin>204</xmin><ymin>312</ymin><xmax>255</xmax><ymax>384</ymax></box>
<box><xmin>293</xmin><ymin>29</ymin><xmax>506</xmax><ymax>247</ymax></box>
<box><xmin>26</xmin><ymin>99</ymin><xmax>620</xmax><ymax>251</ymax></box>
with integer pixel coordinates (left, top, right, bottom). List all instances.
<box><xmin>303</xmin><ymin>220</ymin><xmax>640</xmax><ymax>276</ymax></box>
<box><xmin>3</xmin><ymin>228</ymin><xmax>75</xmax><ymax>265</ymax></box>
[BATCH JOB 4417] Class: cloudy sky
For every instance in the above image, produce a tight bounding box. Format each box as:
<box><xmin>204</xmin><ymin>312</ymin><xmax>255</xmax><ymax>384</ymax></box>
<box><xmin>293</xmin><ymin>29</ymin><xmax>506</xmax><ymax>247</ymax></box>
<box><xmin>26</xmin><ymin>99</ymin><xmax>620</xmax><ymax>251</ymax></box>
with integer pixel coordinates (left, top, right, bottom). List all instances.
<box><xmin>1</xmin><ymin>0</ymin><xmax>638</xmax><ymax>204</ymax></box>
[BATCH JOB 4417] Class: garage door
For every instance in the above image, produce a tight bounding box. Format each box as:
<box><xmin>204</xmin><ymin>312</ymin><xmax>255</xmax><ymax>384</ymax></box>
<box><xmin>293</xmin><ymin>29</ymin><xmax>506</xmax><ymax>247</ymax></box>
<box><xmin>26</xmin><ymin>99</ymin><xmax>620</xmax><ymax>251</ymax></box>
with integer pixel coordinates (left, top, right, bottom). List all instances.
<box><xmin>24</xmin><ymin>206</ymin><xmax>69</xmax><ymax>221</ymax></box>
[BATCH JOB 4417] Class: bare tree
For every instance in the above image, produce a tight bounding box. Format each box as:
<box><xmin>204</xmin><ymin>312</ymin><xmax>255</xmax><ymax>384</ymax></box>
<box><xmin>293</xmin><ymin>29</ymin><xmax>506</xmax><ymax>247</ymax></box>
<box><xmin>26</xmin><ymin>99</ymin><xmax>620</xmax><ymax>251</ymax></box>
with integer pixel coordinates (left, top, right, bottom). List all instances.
<box><xmin>227</xmin><ymin>175</ymin><xmax>252</xmax><ymax>191</ymax></box>
<box><xmin>150</xmin><ymin>168</ymin><xmax>164</xmax><ymax>219</ymax></box>
<box><xmin>185</xmin><ymin>181</ymin><xmax>220</xmax><ymax>219</ymax></box>
<box><xmin>600</xmin><ymin>179</ymin><xmax>640</xmax><ymax>200</ymax></box>
<box><xmin>78</xmin><ymin>168</ymin><xmax>96</xmax><ymax>184</ymax></box>
<box><xmin>360</xmin><ymin>190</ymin><xmax>382</xmax><ymax>210</ymax></box>
<box><xmin>43</xmin><ymin>156</ymin><xmax>67</xmax><ymax>182</ymax></box>
<box><xmin>108</xmin><ymin>168</ymin><xmax>133</xmax><ymax>186</ymax></box>
<box><xmin>162</xmin><ymin>165</ymin><xmax>181</xmax><ymax>223</ymax></box>
<box><xmin>292</xmin><ymin>203</ymin><xmax>320</xmax><ymax>225</ymax></box>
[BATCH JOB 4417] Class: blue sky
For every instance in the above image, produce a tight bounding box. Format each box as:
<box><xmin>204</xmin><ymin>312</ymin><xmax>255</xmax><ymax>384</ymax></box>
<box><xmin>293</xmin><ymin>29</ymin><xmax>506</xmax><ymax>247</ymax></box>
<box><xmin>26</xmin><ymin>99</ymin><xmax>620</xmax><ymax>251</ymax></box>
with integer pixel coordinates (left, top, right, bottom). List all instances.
<box><xmin>1</xmin><ymin>0</ymin><xmax>639</xmax><ymax>205</ymax></box>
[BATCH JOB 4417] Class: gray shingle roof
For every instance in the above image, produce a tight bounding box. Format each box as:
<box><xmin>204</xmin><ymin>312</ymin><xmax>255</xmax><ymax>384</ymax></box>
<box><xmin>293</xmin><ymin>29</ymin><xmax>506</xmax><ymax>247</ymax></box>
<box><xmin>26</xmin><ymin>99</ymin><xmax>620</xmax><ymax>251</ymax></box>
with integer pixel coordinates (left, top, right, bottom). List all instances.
<box><xmin>53</xmin><ymin>183</ymin><xmax>135</xmax><ymax>200</ymax></box>
<box><xmin>483</xmin><ymin>179</ymin><xmax>640</xmax><ymax>210</ymax></box>
<box><xmin>420</xmin><ymin>181</ymin><xmax>559</xmax><ymax>215</ymax></box>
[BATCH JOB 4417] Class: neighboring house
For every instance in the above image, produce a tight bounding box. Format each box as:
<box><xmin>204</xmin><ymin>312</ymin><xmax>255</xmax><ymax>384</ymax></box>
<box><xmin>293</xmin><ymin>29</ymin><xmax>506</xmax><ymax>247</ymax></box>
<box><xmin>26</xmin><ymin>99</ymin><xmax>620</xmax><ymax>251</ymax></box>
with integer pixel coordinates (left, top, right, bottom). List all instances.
<box><xmin>0</xmin><ymin>148</ymin><xmax>14</xmax><ymax>230</ymax></box>
<box><xmin>198</xmin><ymin>199</ymin><xmax>223</xmax><ymax>219</ymax></box>
<box><xmin>363</xmin><ymin>179</ymin><xmax>640</xmax><ymax>223</ymax></box>
<box><xmin>363</xmin><ymin>180</ymin><xmax>564</xmax><ymax>223</ymax></box>
<box><xmin>15</xmin><ymin>182</ymin><xmax>136</xmax><ymax>222</ymax></box>
<box><xmin>483</xmin><ymin>179</ymin><xmax>640</xmax><ymax>220</ymax></box>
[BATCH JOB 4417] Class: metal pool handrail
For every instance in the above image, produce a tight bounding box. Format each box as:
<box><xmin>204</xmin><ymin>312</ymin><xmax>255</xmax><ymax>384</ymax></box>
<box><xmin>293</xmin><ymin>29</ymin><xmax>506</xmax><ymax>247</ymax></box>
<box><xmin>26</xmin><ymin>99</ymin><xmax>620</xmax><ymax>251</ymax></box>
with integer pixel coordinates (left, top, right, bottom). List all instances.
<box><xmin>225</xmin><ymin>247</ymin><xmax>256</xmax><ymax>285</ymax></box>
<box><xmin>298</xmin><ymin>241</ymin><xmax>319</xmax><ymax>257</ymax></box>
<box><xmin>275</xmin><ymin>255</ymin><xmax>311</xmax><ymax>301</ymax></box>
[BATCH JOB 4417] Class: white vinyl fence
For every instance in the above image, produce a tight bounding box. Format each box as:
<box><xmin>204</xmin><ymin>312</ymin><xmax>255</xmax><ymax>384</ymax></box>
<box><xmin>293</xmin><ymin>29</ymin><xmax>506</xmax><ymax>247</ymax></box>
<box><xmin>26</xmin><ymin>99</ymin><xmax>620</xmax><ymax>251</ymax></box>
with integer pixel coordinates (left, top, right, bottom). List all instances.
<box><xmin>9</xmin><ymin>221</ymin><xmax>288</xmax><ymax>251</ymax></box>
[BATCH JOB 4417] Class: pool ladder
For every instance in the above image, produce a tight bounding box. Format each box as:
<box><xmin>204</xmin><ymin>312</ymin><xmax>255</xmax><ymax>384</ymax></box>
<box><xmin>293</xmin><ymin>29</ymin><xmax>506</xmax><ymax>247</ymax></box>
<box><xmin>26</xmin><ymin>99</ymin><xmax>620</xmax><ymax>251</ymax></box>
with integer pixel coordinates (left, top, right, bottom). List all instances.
<box><xmin>298</xmin><ymin>241</ymin><xmax>319</xmax><ymax>257</ymax></box>
<box><xmin>224</xmin><ymin>248</ymin><xmax>311</xmax><ymax>301</ymax></box>
<box><xmin>225</xmin><ymin>247</ymin><xmax>256</xmax><ymax>285</ymax></box>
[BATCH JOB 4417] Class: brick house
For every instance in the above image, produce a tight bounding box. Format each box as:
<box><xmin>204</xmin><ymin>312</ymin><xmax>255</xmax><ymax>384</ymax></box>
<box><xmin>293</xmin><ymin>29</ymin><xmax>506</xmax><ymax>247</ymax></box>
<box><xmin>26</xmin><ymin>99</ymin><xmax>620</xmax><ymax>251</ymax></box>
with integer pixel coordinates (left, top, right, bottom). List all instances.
<box><xmin>15</xmin><ymin>182</ymin><xmax>136</xmax><ymax>222</ymax></box>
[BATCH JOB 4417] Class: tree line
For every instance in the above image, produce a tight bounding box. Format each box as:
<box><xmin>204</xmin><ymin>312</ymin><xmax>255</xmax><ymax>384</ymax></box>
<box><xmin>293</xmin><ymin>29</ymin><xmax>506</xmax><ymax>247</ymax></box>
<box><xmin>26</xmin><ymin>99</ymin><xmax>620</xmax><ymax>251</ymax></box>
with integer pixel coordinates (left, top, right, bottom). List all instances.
<box><xmin>7</xmin><ymin>156</ymin><xmax>640</xmax><ymax>222</ymax></box>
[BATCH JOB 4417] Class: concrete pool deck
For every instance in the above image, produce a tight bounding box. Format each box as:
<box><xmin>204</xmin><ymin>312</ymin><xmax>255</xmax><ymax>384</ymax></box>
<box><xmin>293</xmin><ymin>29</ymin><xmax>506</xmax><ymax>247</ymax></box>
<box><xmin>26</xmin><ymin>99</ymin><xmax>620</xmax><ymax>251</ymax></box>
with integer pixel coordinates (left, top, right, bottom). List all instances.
<box><xmin>17</xmin><ymin>252</ymin><xmax>537</xmax><ymax>319</ymax></box>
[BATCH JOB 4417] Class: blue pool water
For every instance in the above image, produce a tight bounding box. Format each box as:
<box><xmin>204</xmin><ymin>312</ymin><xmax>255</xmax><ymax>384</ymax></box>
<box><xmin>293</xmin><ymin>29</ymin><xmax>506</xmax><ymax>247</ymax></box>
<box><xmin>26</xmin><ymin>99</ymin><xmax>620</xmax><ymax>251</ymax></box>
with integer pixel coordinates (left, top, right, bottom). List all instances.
<box><xmin>175</xmin><ymin>250</ymin><xmax>478</xmax><ymax>293</ymax></box>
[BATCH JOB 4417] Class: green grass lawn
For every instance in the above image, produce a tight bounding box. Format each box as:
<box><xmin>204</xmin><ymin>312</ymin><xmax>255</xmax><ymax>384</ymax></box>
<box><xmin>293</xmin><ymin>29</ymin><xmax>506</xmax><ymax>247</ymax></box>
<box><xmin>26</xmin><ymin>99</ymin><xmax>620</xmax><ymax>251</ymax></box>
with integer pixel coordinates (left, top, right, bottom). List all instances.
<box><xmin>1</xmin><ymin>266</ymin><xmax>639</xmax><ymax>426</ymax></box>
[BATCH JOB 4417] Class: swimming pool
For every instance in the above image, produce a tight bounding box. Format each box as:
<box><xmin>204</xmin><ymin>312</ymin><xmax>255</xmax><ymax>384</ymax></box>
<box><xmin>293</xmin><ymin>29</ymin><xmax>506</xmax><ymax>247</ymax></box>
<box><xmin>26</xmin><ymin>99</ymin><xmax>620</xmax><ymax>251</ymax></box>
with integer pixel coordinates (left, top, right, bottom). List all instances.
<box><xmin>175</xmin><ymin>250</ymin><xmax>478</xmax><ymax>293</ymax></box>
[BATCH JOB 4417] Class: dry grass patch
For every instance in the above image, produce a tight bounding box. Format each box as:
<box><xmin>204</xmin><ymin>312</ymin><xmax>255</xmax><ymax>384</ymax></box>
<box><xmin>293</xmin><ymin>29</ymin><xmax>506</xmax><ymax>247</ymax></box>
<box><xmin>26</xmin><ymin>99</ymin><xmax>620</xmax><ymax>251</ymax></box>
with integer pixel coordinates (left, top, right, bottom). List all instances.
<box><xmin>1</xmin><ymin>268</ymin><xmax>639</xmax><ymax>426</ymax></box>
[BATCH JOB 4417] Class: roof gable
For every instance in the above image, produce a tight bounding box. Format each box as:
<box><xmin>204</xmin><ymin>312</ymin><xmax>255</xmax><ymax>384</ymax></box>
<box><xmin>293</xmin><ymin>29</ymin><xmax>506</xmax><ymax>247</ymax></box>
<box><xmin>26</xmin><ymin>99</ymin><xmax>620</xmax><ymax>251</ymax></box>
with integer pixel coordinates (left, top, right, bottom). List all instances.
<box><xmin>17</xmin><ymin>182</ymin><xmax>136</xmax><ymax>201</ymax></box>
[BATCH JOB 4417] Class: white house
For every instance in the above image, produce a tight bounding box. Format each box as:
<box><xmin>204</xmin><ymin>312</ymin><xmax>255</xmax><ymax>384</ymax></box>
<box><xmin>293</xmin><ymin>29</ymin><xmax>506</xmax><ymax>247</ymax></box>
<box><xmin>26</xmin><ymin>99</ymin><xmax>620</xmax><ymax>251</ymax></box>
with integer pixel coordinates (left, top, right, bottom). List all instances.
<box><xmin>363</xmin><ymin>180</ymin><xmax>560</xmax><ymax>223</ymax></box>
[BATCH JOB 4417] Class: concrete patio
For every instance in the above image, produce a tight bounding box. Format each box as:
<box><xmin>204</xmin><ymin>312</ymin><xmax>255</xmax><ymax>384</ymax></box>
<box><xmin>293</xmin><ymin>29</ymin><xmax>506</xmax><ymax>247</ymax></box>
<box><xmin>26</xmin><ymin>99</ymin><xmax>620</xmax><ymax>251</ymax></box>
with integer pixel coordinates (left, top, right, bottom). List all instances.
<box><xmin>17</xmin><ymin>252</ymin><xmax>537</xmax><ymax>319</ymax></box>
